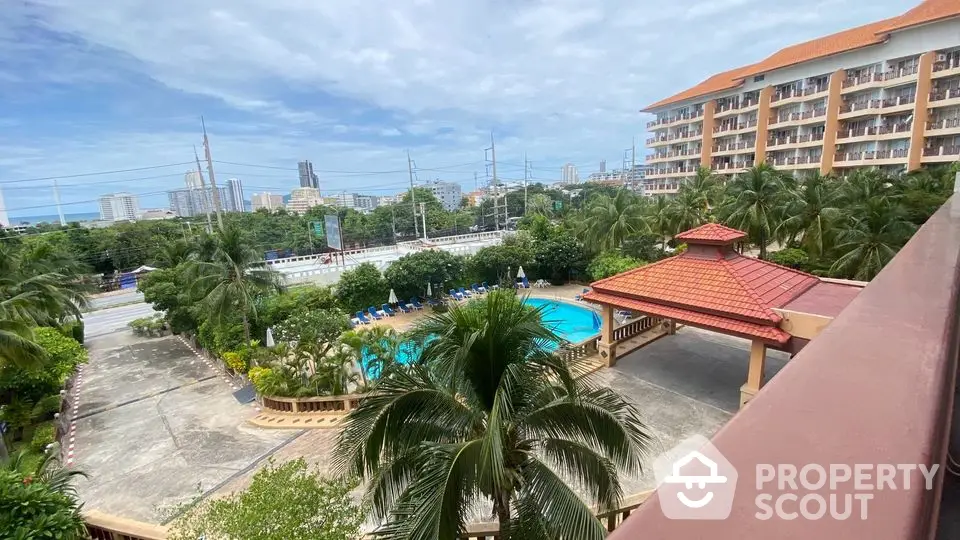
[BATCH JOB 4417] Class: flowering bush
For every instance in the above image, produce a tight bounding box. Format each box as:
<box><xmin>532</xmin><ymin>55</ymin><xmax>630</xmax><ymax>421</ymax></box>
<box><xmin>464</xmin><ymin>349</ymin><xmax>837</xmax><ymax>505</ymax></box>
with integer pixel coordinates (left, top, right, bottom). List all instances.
<box><xmin>247</xmin><ymin>366</ymin><xmax>273</xmax><ymax>393</ymax></box>
<box><xmin>222</xmin><ymin>352</ymin><xmax>247</xmax><ymax>374</ymax></box>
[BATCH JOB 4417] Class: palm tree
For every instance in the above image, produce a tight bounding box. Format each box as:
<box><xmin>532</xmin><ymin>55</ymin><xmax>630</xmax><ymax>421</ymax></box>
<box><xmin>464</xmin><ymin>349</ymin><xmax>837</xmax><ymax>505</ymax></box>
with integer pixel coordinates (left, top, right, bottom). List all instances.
<box><xmin>527</xmin><ymin>194</ymin><xmax>554</xmax><ymax>217</ymax></box>
<box><xmin>190</xmin><ymin>224</ymin><xmax>283</xmax><ymax>343</ymax></box>
<box><xmin>340</xmin><ymin>325</ymin><xmax>403</xmax><ymax>386</ymax></box>
<box><xmin>579</xmin><ymin>189</ymin><xmax>650</xmax><ymax>252</ymax></box>
<box><xmin>646</xmin><ymin>195</ymin><xmax>673</xmax><ymax>252</ymax></box>
<box><xmin>829</xmin><ymin>197</ymin><xmax>916</xmax><ymax>280</ymax></box>
<box><xmin>336</xmin><ymin>290</ymin><xmax>652</xmax><ymax>539</ymax></box>
<box><xmin>718</xmin><ymin>163</ymin><xmax>785</xmax><ymax>259</ymax></box>
<box><xmin>775</xmin><ymin>173</ymin><xmax>842</xmax><ymax>260</ymax></box>
<box><xmin>683</xmin><ymin>167</ymin><xmax>723</xmax><ymax>212</ymax></box>
<box><xmin>156</xmin><ymin>239</ymin><xmax>193</xmax><ymax>268</ymax></box>
<box><xmin>668</xmin><ymin>188</ymin><xmax>709</xmax><ymax>235</ymax></box>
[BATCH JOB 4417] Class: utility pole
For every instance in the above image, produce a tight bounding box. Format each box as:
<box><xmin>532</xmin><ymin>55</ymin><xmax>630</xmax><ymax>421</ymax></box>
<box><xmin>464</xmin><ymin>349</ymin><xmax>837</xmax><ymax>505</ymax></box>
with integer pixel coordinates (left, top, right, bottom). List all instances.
<box><xmin>420</xmin><ymin>202</ymin><xmax>427</xmax><ymax>241</ymax></box>
<box><xmin>194</xmin><ymin>146</ymin><xmax>214</xmax><ymax>233</ymax></box>
<box><xmin>407</xmin><ymin>151</ymin><xmax>418</xmax><ymax>238</ymax></box>
<box><xmin>485</xmin><ymin>133</ymin><xmax>500</xmax><ymax>230</ymax></box>
<box><xmin>52</xmin><ymin>179</ymin><xmax>65</xmax><ymax>226</ymax></box>
<box><xmin>201</xmin><ymin>117</ymin><xmax>224</xmax><ymax>229</ymax></box>
<box><xmin>475</xmin><ymin>172</ymin><xmax>484</xmax><ymax>229</ymax></box>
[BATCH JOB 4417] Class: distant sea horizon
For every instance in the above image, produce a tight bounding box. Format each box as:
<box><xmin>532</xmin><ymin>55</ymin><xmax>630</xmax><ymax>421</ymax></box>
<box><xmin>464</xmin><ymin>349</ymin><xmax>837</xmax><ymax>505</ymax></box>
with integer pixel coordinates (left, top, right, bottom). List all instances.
<box><xmin>8</xmin><ymin>212</ymin><xmax>101</xmax><ymax>225</ymax></box>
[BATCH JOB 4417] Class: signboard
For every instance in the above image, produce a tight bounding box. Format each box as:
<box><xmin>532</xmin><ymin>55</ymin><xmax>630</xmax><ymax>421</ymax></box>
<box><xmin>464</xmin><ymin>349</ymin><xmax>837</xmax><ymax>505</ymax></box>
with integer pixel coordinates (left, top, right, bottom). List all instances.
<box><xmin>554</xmin><ymin>200</ymin><xmax>563</xmax><ymax>210</ymax></box>
<box><xmin>324</xmin><ymin>214</ymin><xmax>342</xmax><ymax>250</ymax></box>
<box><xmin>310</xmin><ymin>221</ymin><xmax>324</xmax><ymax>238</ymax></box>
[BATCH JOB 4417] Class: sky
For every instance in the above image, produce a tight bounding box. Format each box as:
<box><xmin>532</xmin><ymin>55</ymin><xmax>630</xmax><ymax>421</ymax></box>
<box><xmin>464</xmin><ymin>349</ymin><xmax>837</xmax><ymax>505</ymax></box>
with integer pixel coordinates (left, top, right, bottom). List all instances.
<box><xmin>0</xmin><ymin>0</ymin><xmax>917</xmax><ymax>218</ymax></box>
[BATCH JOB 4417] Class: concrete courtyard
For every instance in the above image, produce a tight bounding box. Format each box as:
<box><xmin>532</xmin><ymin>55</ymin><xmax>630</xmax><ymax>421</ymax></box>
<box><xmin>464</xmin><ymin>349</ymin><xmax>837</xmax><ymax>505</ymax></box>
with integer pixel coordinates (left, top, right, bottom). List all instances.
<box><xmin>74</xmin><ymin>326</ymin><xmax>294</xmax><ymax>522</ymax></box>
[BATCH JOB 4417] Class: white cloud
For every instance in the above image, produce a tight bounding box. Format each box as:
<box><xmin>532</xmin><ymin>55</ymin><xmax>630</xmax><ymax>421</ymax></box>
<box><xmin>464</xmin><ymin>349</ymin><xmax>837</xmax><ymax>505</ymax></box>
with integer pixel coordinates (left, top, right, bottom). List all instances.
<box><xmin>0</xmin><ymin>0</ymin><xmax>917</xmax><ymax>214</ymax></box>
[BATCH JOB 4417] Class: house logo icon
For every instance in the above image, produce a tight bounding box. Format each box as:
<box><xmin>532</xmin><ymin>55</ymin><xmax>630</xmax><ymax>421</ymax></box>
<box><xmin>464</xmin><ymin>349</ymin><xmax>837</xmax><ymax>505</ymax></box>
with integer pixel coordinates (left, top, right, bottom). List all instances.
<box><xmin>653</xmin><ymin>435</ymin><xmax>738</xmax><ymax>520</ymax></box>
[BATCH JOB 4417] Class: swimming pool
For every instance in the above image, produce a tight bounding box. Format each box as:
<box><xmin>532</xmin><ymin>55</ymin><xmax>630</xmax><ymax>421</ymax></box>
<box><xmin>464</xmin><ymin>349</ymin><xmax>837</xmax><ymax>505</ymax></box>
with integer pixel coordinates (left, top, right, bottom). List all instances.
<box><xmin>362</xmin><ymin>298</ymin><xmax>601</xmax><ymax>374</ymax></box>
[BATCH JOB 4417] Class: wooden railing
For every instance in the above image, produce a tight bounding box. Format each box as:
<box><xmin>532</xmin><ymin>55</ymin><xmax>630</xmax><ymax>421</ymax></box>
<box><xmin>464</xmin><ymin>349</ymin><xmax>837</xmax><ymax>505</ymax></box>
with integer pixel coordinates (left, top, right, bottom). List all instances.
<box><xmin>556</xmin><ymin>337</ymin><xmax>597</xmax><ymax>364</ymax></box>
<box><xmin>260</xmin><ymin>394</ymin><xmax>363</xmax><ymax>413</ymax></box>
<box><xmin>85</xmin><ymin>511</ymin><xmax>168</xmax><ymax>540</ymax></box>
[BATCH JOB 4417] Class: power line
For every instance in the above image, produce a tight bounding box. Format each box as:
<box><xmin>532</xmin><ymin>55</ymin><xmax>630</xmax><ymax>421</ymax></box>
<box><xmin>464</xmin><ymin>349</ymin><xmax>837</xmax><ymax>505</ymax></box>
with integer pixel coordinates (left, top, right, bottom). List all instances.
<box><xmin>0</xmin><ymin>162</ymin><xmax>194</xmax><ymax>185</ymax></box>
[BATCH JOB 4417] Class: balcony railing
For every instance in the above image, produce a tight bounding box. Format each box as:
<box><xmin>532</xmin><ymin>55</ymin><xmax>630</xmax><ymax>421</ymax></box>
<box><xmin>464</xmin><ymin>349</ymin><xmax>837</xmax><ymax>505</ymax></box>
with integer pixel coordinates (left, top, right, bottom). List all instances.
<box><xmin>883</xmin><ymin>65</ymin><xmax>919</xmax><ymax>80</ymax></box>
<box><xmin>646</xmin><ymin>110</ymin><xmax>705</xmax><ymax>129</ymax></box>
<box><xmin>932</xmin><ymin>57</ymin><xmax>960</xmax><ymax>72</ymax></box>
<box><xmin>768</xmin><ymin>132</ymin><xmax>825</xmax><ymax>147</ymax></box>
<box><xmin>922</xmin><ymin>145</ymin><xmax>960</xmax><ymax>157</ymax></box>
<box><xmin>712</xmin><ymin>141</ymin><xmax>755</xmax><ymax>152</ymax></box>
<box><xmin>648</xmin><ymin>166</ymin><xmax>698</xmax><ymax>176</ymax></box>
<box><xmin>803</xmin><ymin>85</ymin><xmax>829</xmax><ymax>96</ymax></box>
<box><xmin>877</xmin><ymin>122</ymin><xmax>912</xmax><ymax>135</ymax></box>
<box><xmin>841</xmin><ymin>72</ymin><xmax>883</xmax><ymax>88</ymax></box>
<box><xmin>839</xmin><ymin>98</ymin><xmax>882</xmax><ymax>113</ymax></box>
<box><xmin>881</xmin><ymin>95</ymin><xmax>916</xmax><ymax>108</ymax></box>
<box><xmin>927</xmin><ymin>117</ymin><xmax>960</xmax><ymax>130</ymax></box>
<box><xmin>714</xmin><ymin>160</ymin><xmax>754</xmax><ymax>171</ymax></box>
<box><xmin>835</xmin><ymin>148</ymin><xmax>908</xmax><ymax>162</ymax></box>
<box><xmin>771</xmin><ymin>88</ymin><xmax>801</xmax><ymax>103</ymax></box>
<box><xmin>609</xmin><ymin>192</ymin><xmax>960</xmax><ymax>540</ymax></box>
<box><xmin>930</xmin><ymin>88</ymin><xmax>960</xmax><ymax>101</ymax></box>
<box><xmin>647</xmin><ymin>148</ymin><xmax>700</xmax><ymax>161</ymax></box>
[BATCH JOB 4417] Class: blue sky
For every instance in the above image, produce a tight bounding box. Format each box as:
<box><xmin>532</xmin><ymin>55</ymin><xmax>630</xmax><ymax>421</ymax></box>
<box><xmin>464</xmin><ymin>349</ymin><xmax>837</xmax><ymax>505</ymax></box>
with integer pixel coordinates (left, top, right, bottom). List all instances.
<box><xmin>0</xmin><ymin>0</ymin><xmax>915</xmax><ymax>218</ymax></box>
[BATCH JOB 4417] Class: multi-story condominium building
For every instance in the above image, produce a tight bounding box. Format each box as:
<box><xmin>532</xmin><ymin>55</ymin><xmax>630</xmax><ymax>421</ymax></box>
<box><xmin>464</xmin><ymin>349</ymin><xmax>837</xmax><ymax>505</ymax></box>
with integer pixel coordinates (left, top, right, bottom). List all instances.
<box><xmin>168</xmin><ymin>187</ymin><xmax>232</xmax><ymax>217</ymax></box>
<box><xmin>98</xmin><ymin>192</ymin><xmax>139</xmax><ymax>221</ymax></box>
<box><xmin>425</xmin><ymin>180</ymin><xmax>462</xmax><ymax>211</ymax></box>
<box><xmin>251</xmin><ymin>192</ymin><xmax>284</xmax><ymax>212</ymax></box>
<box><xmin>298</xmin><ymin>160</ymin><xmax>319</xmax><ymax>189</ymax></box>
<box><xmin>561</xmin><ymin>163</ymin><xmax>580</xmax><ymax>184</ymax></box>
<box><xmin>287</xmin><ymin>187</ymin><xmax>323</xmax><ymax>214</ymax></box>
<box><xmin>227</xmin><ymin>178</ymin><xmax>245</xmax><ymax>212</ymax></box>
<box><xmin>644</xmin><ymin>0</ymin><xmax>960</xmax><ymax>195</ymax></box>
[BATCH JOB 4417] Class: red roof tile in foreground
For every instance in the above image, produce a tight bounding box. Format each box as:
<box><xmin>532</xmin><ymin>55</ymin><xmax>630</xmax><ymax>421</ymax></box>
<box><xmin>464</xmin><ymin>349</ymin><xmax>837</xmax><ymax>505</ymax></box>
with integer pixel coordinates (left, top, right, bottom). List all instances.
<box><xmin>674</xmin><ymin>223</ymin><xmax>747</xmax><ymax>244</ymax></box>
<box><xmin>642</xmin><ymin>0</ymin><xmax>960</xmax><ymax>111</ymax></box>
<box><xmin>584</xmin><ymin>291</ymin><xmax>791</xmax><ymax>344</ymax></box>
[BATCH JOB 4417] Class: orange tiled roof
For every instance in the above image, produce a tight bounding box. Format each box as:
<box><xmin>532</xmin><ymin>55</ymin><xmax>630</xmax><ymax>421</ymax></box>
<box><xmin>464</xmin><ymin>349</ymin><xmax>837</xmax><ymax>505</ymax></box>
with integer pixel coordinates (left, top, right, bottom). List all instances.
<box><xmin>584</xmin><ymin>291</ymin><xmax>792</xmax><ymax>344</ymax></box>
<box><xmin>674</xmin><ymin>223</ymin><xmax>747</xmax><ymax>243</ymax></box>
<box><xmin>642</xmin><ymin>0</ymin><xmax>960</xmax><ymax>111</ymax></box>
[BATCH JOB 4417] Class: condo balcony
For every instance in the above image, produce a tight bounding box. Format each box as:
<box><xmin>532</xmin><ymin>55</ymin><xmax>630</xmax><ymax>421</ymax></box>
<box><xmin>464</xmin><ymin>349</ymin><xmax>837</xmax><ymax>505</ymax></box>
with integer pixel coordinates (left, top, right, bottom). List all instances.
<box><xmin>929</xmin><ymin>88</ymin><xmax>960</xmax><ymax>108</ymax></box>
<box><xmin>767</xmin><ymin>132</ymin><xmax>825</xmax><ymax>149</ymax></box>
<box><xmin>769</xmin><ymin>108</ymin><xmax>827</xmax><ymax>127</ymax></box>
<box><xmin>646</xmin><ymin>110</ymin><xmax>705</xmax><ymax>130</ymax></box>
<box><xmin>926</xmin><ymin>117</ymin><xmax>960</xmax><ymax>136</ymax></box>
<box><xmin>714</xmin><ymin>99</ymin><xmax>759</xmax><ymax>119</ymax></box>
<box><xmin>713</xmin><ymin>119</ymin><xmax>758</xmax><ymax>135</ymax></box>
<box><xmin>834</xmin><ymin>147</ymin><xmax>909</xmax><ymax>166</ymax></box>
<box><xmin>608</xmin><ymin>192</ymin><xmax>960</xmax><ymax>540</ymax></box>
<box><xmin>921</xmin><ymin>144</ymin><xmax>960</xmax><ymax>163</ymax></box>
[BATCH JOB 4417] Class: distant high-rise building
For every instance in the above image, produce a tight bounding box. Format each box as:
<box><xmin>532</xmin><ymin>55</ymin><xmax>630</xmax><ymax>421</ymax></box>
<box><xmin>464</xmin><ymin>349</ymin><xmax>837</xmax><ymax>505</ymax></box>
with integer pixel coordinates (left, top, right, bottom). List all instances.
<box><xmin>287</xmin><ymin>187</ymin><xmax>323</xmax><ymax>214</ymax></box>
<box><xmin>168</xmin><ymin>187</ymin><xmax>228</xmax><ymax>218</ymax></box>
<box><xmin>426</xmin><ymin>181</ymin><xmax>462</xmax><ymax>212</ymax></box>
<box><xmin>561</xmin><ymin>163</ymin><xmax>580</xmax><ymax>184</ymax></box>
<box><xmin>355</xmin><ymin>195</ymin><xmax>379</xmax><ymax>212</ymax></box>
<box><xmin>298</xmin><ymin>160</ymin><xmax>320</xmax><ymax>189</ymax></box>
<box><xmin>600</xmin><ymin>160</ymin><xmax>606</xmax><ymax>173</ymax></box>
<box><xmin>251</xmin><ymin>192</ymin><xmax>284</xmax><ymax>212</ymax></box>
<box><xmin>185</xmin><ymin>170</ymin><xmax>204</xmax><ymax>189</ymax></box>
<box><xmin>98</xmin><ymin>193</ymin><xmax>139</xmax><ymax>221</ymax></box>
<box><xmin>0</xmin><ymin>186</ymin><xmax>8</xmax><ymax>227</ymax></box>
<box><xmin>227</xmin><ymin>178</ymin><xmax>245</xmax><ymax>212</ymax></box>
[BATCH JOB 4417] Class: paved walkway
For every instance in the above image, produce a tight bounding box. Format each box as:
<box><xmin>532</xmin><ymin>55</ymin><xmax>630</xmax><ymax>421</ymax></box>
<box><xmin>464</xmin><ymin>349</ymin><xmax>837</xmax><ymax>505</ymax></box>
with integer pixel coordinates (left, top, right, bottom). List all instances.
<box><xmin>74</xmin><ymin>329</ymin><xmax>294</xmax><ymax>523</ymax></box>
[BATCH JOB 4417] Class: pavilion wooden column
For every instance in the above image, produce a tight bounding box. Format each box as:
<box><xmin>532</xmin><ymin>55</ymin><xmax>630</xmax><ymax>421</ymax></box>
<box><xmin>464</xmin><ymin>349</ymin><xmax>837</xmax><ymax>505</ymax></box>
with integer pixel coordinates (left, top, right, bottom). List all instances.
<box><xmin>597</xmin><ymin>305</ymin><xmax>618</xmax><ymax>367</ymax></box>
<box><xmin>739</xmin><ymin>340</ymin><xmax>767</xmax><ymax>408</ymax></box>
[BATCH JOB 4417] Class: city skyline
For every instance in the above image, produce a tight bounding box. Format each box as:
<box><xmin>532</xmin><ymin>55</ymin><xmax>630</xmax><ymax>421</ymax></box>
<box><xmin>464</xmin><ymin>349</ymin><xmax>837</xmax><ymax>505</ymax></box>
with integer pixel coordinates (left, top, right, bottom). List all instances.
<box><xmin>0</xmin><ymin>0</ymin><xmax>913</xmax><ymax>217</ymax></box>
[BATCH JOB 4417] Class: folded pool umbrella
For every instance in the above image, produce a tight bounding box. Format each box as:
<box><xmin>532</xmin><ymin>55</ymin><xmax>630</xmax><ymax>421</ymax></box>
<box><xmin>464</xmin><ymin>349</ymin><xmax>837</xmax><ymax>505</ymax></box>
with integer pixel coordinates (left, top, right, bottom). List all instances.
<box><xmin>265</xmin><ymin>327</ymin><xmax>275</xmax><ymax>348</ymax></box>
<box><xmin>388</xmin><ymin>289</ymin><xmax>398</xmax><ymax>304</ymax></box>
<box><xmin>516</xmin><ymin>266</ymin><xmax>526</xmax><ymax>279</ymax></box>
<box><xmin>426</xmin><ymin>282</ymin><xmax>432</xmax><ymax>297</ymax></box>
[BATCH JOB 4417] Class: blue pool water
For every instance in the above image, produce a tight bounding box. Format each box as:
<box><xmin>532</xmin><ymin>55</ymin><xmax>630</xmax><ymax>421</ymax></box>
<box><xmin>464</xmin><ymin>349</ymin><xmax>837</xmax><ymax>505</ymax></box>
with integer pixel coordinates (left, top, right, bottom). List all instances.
<box><xmin>363</xmin><ymin>299</ymin><xmax>600</xmax><ymax>374</ymax></box>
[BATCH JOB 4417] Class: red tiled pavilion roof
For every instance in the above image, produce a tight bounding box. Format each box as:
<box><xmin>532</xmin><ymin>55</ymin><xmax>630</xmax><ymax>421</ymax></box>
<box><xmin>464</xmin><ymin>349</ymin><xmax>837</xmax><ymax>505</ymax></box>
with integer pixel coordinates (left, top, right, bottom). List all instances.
<box><xmin>674</xmin><ymin>223</ymin><xmax>747</xmax><ymax>244</ymax></box>
<box><xmin>586</xmin><ymin>224</ymin><xmax>820</xmax><ymax>344</ymax></box>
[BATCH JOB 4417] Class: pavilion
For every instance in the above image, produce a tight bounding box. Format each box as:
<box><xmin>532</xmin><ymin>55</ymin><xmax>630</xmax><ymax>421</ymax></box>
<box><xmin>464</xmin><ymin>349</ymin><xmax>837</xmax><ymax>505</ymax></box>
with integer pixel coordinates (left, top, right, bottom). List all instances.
<box><xmin>583</xmin><ymin>223</ymin><xmax>864</xmax><ymax>408</ymax></box>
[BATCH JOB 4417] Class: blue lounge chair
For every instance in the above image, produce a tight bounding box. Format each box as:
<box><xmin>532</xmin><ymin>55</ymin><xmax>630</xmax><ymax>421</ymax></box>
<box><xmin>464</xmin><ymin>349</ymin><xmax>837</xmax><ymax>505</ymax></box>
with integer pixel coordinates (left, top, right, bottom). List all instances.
<box><xmin>483</xmin><ymin>281</ymin><xmax>497</xmax><ymax>291</ymax></box>
<box><xmin>356</xmin><ymin>311</ymin><xmax>371</xmax><ymax>324</ymax></box>
<box><xmin>450</xmin><ymin>289</ymin><xmax>464</xmax><ymax>301</ymax></box>
<box><xmin>382</xmin><ymin>303</ymin><xmax>397</xmax><ymax>317</ymax></box>
<box><xmin>427</xmin><ymin>297</ymin><xmax>440</xmax><ymax>306</ymax></box>
<box><xmin>368</xmin><ymin>307</ymin><xmax>384</xmax><ymax>320</ymax></box>
<box><xmin>397</xmin><ymin>303</ymin><xmax>411</xmax><ymax>314</ymax></box>
<box><xmin>411</xmin><ymin>297</ymin><xmax>424</xmax><ymax>310</ymax></box>
<box><xmin>459</xmin><ymin>287</ymin><xmax>472</xmax><ymax>298</ymax></box>
<box><xmin>521</xmin><ymin>277</ymin><xmax>530</xmax><ymax>289</ymax></box>
<box><xmin>472</xmin><ymin>283</ymin><xmax>484</xmax><ymax>295</ymax></box>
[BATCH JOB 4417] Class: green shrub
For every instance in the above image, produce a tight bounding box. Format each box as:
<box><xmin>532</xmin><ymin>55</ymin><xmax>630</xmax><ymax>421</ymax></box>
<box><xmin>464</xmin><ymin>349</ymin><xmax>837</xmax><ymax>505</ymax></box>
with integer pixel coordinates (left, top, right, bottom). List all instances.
<box><xmin>587</xmin><ymin>252</ymin><xmax>646</xmax><ymax>281</ymax></box>
<box><xmin>335</xmin><ymin>263</ymin><xmax>389</xmax><ymax>313</ymax></box>
<box><xmin>58</xmin><ymin>322</ymin><xmax>84</xmax><ymax>345</ymax></box>
<box><xmin>767</xmin><ymin>248</ymin><xmax>810</xmax><ymax>269</ymax></box>
<box><xmin>30</xmin><ymin>423</ymin><xmax>56</xmax><ymax>453</ymax></box>
<box><xmin>222</xmin><ymin>352</ymin><xmax>247</xmax><ymax>374</ymax></box>
<box><xmin>0</xmin><ymin>469</ymin><xmax>87</xmax><ymax>539</ymax></box>
<box><xmin>248</xmin><ymin>367</ymin><xmax>273</xmax><ymax>394</ymax></box>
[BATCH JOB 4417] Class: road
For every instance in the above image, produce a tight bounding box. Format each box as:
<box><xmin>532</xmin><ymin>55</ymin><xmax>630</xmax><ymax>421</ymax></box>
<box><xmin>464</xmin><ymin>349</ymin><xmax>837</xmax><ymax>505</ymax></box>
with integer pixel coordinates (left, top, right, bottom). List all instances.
<box><xmin>83</xmin><ymin>302</ymin><xmax>158</xmax><ymax>339</ymax></box>
<box><xmin>88</xmin><ymin>290</ymin><xmax>144</xmax><ymax>310</ymax></box>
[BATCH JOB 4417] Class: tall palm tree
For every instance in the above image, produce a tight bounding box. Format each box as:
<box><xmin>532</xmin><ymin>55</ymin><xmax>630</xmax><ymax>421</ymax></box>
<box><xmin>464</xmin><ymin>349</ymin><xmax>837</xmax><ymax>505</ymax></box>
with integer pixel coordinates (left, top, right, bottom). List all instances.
<box><xmin>646</xmin><ymin>195</ymin><xmax>674</xmax><ymax>252</ymax></box>
<box><xmin>336</xmin><ymin>290</ymin><xmax>652</xmax><ymax>539</ymax></box>
<box><xmin>668</xmin><ymin>188</ymin><xmax>709</xmax><ymax>235</ymax></box>
<box><xmin>190</xmin><ymin>224</ymin><xmax>283</xmax><ymax>343</ymax></box>
<box><xmin>683</xmin><ymin>167</ymin><xmax>723</xmax><ymax>212</ymax></box>
<box><xmin>829</xmin><ymin>197</ymin><xmax>916</xmax><ymax>281</ymax></box>
<box><xmin>579</xmin><ymin>189</ymin><xmax>649</xmax><ymax>252</ymax></box>
<box><xmin>718</xmin><ymin>163</ymin><xmax>785</xmax><ymax>259</ymax></box>
<box><xmin>156</xmin><ymin>239</ymin><xmax>193</xmax><ymax>268</ymax></box>
<box><xmin>775</xmin><ymin>173</ymin><xmax>842</xmax><ymax>260</ymax></box>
